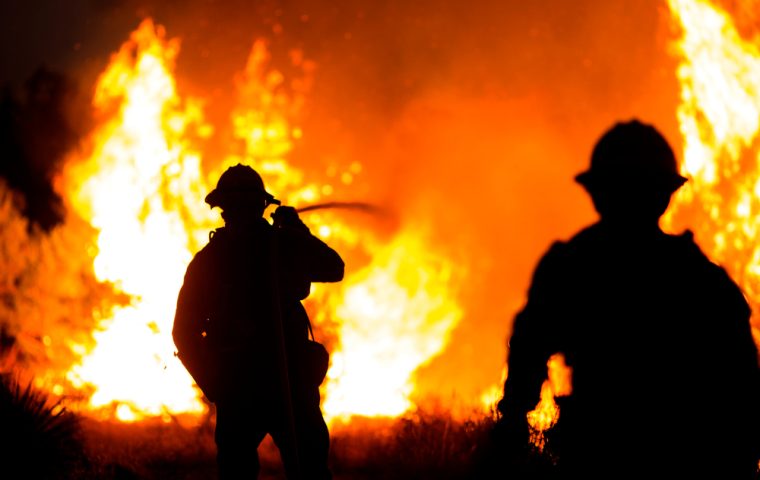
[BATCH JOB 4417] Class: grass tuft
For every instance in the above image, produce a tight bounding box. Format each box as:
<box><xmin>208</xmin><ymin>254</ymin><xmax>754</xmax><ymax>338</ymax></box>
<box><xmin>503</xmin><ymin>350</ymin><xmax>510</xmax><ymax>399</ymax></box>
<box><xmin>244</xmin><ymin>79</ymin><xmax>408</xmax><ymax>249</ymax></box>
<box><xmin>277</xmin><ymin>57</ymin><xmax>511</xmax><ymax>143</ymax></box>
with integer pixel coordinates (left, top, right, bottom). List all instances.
<box><xmin>0</xmin><ymin>372</ymin><xmax>85</xmax><ymax>479</ymax></box>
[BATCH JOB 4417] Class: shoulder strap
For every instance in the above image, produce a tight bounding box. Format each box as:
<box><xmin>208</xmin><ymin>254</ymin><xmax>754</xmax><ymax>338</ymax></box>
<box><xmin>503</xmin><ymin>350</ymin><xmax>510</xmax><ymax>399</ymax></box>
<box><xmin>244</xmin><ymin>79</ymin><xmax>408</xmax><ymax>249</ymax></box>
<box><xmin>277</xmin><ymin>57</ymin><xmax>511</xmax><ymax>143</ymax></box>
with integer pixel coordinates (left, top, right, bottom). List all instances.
<box><xmin>307</xmin><ymin>319</ymin><xmax>316</xmax><ymax>342</ymax></box>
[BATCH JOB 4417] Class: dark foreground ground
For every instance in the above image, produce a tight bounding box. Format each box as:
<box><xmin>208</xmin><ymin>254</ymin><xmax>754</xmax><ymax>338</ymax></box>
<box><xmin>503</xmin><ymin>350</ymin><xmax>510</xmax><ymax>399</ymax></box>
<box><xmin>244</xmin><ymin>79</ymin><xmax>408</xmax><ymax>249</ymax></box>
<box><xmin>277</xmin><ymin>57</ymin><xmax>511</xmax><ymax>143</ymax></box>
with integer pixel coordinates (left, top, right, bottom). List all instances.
<box><xmin>79</xmin><ymin>410</ymin><xmax>495</xmax><ymax>480</ymax></box>
<box><xmin>0</xmin><ymin>373</ymin><xmax>515</xmax><ymax>479</ymax></box>
<box><xmin>4</xmin><ymin>375</ymin><xmax>758</xmax><ymax>479</ymax></box>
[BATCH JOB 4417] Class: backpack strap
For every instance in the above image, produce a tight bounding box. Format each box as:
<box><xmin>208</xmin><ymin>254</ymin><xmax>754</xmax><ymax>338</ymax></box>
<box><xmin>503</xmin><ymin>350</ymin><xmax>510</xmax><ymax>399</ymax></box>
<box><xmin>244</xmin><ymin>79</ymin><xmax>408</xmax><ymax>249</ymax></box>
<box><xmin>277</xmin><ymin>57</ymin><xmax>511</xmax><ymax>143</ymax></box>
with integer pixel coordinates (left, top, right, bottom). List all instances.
<box><xmin>307</xmin><ymin>317</ymin><xmax>316</xmax><ymax>342</ymax></box>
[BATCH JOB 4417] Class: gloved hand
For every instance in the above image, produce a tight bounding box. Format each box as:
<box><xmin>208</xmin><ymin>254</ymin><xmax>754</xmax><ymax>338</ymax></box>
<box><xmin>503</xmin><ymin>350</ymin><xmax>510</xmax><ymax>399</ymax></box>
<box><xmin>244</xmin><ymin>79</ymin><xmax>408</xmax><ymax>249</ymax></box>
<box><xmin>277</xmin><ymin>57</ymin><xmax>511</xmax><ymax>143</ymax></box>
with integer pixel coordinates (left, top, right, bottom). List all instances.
<box><xmin>271</xmin><ymin>206</ymin><xmax>309</xmax><ymax>233</ymax></box>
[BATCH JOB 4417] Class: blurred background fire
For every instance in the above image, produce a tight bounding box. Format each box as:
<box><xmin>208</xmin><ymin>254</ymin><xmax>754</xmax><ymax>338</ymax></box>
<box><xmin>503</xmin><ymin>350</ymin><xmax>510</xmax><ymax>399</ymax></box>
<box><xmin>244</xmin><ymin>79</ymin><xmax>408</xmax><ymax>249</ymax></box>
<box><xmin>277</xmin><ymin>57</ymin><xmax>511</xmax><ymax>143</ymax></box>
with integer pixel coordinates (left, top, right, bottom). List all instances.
<box><xmin>1</xmin><ymin>0</ymin><xmax>760</xmax><ymax>477</ymax></box>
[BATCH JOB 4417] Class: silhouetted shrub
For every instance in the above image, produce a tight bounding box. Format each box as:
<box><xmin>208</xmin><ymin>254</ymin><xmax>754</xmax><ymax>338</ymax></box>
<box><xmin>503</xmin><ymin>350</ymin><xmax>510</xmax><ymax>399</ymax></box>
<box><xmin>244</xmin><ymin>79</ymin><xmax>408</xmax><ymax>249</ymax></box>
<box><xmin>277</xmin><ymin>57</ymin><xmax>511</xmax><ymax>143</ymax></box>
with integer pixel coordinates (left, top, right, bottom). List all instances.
<box><xmin>0</xmin><ymin>373</ymin><xmax>85</xmax><ymax>479</ymax></box>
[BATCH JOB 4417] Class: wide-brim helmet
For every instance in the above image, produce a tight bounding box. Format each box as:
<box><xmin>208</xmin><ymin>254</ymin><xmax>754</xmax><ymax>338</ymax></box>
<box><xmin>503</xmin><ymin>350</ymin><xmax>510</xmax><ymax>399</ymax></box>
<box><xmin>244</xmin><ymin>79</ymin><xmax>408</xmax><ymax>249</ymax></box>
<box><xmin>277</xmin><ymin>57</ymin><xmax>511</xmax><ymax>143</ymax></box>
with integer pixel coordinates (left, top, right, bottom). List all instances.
<box><xmin>205</xmin><ymin>164</ymin><xmax>277</xmax><ymax>209</ymax></box>
<box><xmin>575</xmin><ymin>120</ymin><xmax>688</xmax><ymax>194</ymax></box>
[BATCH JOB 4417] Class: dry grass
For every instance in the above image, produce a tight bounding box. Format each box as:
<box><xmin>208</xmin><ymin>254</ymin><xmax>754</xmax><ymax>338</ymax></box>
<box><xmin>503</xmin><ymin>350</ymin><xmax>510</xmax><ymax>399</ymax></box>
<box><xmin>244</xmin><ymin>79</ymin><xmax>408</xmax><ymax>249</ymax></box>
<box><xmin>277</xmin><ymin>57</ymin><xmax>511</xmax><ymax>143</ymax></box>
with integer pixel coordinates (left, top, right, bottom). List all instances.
<box><xmin>0</xmin><ymin>368</ymin><xmax>513</xmax><ymax>480</ymax></box>
<box><xmin>0</xmin><ymin>373</ymin><xmax>86</xmax><ymax>479</ymax></box>
<box><xmin>75</xmin><ymin>416</ymin><xmax>218</xmax><ymax>479</ymax></box>
<box><xmin>64</xmin><ymin>409</ymin><xmax>497</xmax><ymax>479</ymax></box>
<box><xmin>0</xmin><ymin>372</ymin><xmax>558</xmax><ymax>479</ymax></box>
<box><xmin>329</xmin><ymin>412</ymin><xmax>495</xmax><ymax>479</ymax></box>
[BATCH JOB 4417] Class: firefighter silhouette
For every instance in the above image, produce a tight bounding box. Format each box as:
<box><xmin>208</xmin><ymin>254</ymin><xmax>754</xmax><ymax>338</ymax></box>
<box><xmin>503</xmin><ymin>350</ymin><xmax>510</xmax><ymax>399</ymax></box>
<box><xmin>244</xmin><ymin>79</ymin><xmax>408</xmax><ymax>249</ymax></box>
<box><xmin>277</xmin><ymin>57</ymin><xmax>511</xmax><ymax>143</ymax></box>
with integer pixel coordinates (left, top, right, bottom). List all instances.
<box><xmin>487</xmin><ymin>120</ymin><xmax>760</xmax><ymax>479</ymax></box>
<box><xmin>173</xmin><ymin>164</ymin><xmax>343</xmax><ymax>479</ymax></box>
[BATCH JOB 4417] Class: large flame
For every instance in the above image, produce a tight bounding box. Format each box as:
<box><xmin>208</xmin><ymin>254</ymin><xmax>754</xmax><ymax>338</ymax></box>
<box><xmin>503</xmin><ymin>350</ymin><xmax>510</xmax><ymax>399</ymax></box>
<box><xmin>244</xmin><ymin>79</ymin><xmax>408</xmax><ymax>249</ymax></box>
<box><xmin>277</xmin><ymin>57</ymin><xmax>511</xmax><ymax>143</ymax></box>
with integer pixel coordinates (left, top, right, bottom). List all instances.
<box><xmin>665</xmin><ymin>0</ymin><xmax>760</xmax><ymax>334</ymax></box>
<box><xmin>33</xmin><ymin>0</ymin><xmax>760</xmax><ymax>430</ymax></box>
<box><xmin>57</xmin><ymin>18</ymin><xmax>466</xmax><ymax>423</ymax></box>
<box><xmin>60</xmin><ymin>19</ymin><xmax>215</xmax><ymax>421</ymax></box>
<box><xmin>321</xmin><ymin>229</ymin><xmax>463</xmax><ymax>420</ymax></box>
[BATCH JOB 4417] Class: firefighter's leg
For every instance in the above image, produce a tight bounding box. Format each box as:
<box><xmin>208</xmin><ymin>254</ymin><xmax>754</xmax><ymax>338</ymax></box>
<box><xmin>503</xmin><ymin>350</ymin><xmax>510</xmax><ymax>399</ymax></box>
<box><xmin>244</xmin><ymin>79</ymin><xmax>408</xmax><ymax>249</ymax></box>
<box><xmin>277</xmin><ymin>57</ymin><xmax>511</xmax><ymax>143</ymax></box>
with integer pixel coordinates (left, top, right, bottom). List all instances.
<box><xmin>271</xmin><ymin>385</ymin><xmax>332</xmax><ymax>480</ymax></box>
<box><xmin>215</xmin><ymin>401</ymin><xmax>267</xmax><ymax>478</ymax></box>
<box><xmin>295</xmin><ymin>397</ymin><xmax>332</xmax><ymax>480</ymax></box>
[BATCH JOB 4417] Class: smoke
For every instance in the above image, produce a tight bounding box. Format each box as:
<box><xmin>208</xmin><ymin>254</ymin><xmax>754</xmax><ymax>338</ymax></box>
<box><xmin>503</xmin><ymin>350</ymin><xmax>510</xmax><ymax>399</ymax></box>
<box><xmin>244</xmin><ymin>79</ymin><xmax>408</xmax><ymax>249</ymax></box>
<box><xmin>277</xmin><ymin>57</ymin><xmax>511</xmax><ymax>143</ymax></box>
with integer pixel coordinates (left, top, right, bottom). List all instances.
<box><xmin>1</xmin><ymin>0</ymin><xmax>686</xmax><ymax>403</ymax></box>
<box><xmin>0</xmin><ymin>68</ymin><xmax>85</xmax><ymax>230</ymax></box>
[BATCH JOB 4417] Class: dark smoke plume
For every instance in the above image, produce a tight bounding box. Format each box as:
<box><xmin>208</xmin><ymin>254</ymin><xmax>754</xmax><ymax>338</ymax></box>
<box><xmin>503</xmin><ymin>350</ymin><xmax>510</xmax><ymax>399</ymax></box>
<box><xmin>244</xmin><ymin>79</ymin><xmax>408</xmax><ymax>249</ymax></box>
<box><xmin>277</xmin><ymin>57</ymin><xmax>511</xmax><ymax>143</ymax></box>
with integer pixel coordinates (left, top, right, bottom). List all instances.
<box><xmin>0</xmin><ymin>67</ymin><xmax>81</xmax><ymax>231</ymax></box>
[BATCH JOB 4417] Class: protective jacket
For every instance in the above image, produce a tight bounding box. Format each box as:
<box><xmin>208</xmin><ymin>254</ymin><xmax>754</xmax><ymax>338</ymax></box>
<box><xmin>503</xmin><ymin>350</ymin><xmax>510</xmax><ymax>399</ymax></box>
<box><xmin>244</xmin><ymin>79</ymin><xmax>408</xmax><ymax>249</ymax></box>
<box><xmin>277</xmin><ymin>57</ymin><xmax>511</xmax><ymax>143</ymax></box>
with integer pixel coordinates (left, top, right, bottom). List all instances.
<box><xmin>173</xmin><ymin>218</ymin><xmax>343</xmax><ymax>402</ymax></box>
<box><xmin>499</xmin><ymin>222</ymin><xmax>760</xmax><ymax>478</ymax></box>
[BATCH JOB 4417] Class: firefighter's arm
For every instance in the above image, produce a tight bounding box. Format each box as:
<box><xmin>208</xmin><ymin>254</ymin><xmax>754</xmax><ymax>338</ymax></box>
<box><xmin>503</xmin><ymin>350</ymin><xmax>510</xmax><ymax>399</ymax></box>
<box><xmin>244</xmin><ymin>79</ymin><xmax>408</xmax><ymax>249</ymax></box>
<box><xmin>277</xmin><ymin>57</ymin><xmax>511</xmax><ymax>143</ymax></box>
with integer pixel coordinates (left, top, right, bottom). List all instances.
<box><xmin>498</xmin><ymin>243</ymin><xmax>566</xmax><ymax>426</ymax></box>
<box><xmin>172</xmin><ymin>249</ymin><xmax>225</xmax><ymax>402</ymax></box>
<box><xmin>273</xmin><ymin>206</ymin><xmax>345</xmax><ymax>283</ymax></box>
<box><xmin>297</xmin><ymin>234</ymin><xmax>344</xmax><ymax>283</ymax></box>
<box><xmin>172</xmin><ymin>256</ymin><xmax>210</xmax><ymax>357</ymax></box>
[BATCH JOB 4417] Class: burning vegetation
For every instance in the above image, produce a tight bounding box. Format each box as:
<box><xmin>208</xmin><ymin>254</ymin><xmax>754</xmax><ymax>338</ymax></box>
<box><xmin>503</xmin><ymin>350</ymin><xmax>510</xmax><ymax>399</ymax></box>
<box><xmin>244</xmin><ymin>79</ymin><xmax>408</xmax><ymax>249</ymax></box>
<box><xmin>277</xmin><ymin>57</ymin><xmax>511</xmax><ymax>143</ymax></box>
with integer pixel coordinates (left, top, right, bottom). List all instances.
<box><xmin>1</xmin><ymin>0</ymin><xmax>760</xmax><ymax>477</ymax></box>
<box><xmin>665</xmin><ymin>0</ymin><xmax>760</xmax><ymax>340</ymax></box>
<box><xmin>2</xmin><ymin>16</ymin><xmax>470</xmax><ymax>425</ymax></box>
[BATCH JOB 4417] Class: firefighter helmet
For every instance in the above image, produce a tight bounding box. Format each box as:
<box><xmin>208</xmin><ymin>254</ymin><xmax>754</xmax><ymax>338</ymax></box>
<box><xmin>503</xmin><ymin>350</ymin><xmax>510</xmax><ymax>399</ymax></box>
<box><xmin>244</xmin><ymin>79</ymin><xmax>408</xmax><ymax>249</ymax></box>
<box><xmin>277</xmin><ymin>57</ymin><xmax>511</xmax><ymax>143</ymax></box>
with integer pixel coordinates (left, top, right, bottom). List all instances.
<box><xmin>575</xmin><ymin>120</ymin><xmax>687</xmax><ymax>193</ymax></box>
<box><xmin>205</xmin><ymin>164</ymin><xmax>276</xmax><ymax>209</ymax></box>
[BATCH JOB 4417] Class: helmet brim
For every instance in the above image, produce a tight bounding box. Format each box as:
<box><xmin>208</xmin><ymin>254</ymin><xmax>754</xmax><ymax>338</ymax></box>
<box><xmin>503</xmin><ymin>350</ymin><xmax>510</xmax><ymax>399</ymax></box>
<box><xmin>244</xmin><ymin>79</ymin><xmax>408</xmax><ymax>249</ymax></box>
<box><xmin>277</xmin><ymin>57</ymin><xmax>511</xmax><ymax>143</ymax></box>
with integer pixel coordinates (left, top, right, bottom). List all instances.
<box><xmin>575</xmin><ymin>170</ymin><xmax>688</xmax><ymax>193</ymax></box>
<box><xmin>205</xmin><ymin>188</ymin><xmax>276</xmax><ymax>209</ymax></box>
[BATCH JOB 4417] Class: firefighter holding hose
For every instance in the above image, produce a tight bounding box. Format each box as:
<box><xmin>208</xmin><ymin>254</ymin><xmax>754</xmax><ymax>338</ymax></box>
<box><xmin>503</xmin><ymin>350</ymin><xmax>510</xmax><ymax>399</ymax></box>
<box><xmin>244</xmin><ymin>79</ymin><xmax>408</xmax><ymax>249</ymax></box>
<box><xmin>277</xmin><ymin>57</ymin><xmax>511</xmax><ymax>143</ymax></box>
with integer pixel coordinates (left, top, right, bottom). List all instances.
<box><xmin>173</xmin><ymin>164</ymin><xmax>342</xmax><ymax>479</ymax></box>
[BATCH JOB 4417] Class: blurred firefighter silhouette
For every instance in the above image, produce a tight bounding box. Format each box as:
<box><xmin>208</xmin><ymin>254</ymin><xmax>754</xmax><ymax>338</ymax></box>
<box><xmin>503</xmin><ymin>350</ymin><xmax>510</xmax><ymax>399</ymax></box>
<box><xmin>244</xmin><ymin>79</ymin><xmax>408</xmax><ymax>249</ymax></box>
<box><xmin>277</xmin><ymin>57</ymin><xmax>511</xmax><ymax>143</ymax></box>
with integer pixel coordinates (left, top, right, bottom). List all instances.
<box><xmin>484</xmin><ymin>120</ymin><xmax>760</xmax><ymax>479</ymax></box>
<box><xmin>172</xmin><ymin>164</ymin><xmax>343</xmax><ymax>479</ymax></box>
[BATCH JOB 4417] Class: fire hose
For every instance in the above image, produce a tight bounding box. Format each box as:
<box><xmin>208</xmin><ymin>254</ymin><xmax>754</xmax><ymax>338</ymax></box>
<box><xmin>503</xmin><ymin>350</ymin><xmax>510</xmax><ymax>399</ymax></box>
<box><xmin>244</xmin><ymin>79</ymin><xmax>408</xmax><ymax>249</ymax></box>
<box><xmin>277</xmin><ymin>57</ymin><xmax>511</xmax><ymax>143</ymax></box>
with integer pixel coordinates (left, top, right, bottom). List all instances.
<box><xmin>294</xmin><ymin>201</ymin><xmax>384</xmax><ymax>215</ymax></box>
<box><xmin>266</xmin><ymin>199</ymin><xmax>382</xmax><ymax>478</ymax></box>
<box><xmin>267</xmin><ymin>199</ymin><xmax>385</xmax><ymax>216</ymax></box>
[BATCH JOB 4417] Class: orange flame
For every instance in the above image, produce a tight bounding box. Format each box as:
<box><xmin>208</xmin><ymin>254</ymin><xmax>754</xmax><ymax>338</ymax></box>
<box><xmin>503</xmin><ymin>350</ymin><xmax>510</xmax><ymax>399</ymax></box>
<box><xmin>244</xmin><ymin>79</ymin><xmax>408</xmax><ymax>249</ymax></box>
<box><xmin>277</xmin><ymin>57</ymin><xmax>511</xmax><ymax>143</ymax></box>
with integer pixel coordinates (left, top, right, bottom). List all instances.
<box><xmin>526</xmin><ymin>354</ymin><xmax>572</xmax><ymax>451</ymax></box>
<box><xmin>321</xmin><ymin>229</ymin><xmax>463</xmax><ymax>421</ymax></box>
<box><xmin>60</xmin><ymin>19</ymin><xmax>215</xmax><ymax>421</ymax></box>
<box><xmin>57</xmin><ymin>18</ymin><xmax>467</xmax><ymax>423</ymax></box>
<box><xmin>665</xmin><ymin>0</ymin><xmax>760</xmax><ymax>333</ymax></box>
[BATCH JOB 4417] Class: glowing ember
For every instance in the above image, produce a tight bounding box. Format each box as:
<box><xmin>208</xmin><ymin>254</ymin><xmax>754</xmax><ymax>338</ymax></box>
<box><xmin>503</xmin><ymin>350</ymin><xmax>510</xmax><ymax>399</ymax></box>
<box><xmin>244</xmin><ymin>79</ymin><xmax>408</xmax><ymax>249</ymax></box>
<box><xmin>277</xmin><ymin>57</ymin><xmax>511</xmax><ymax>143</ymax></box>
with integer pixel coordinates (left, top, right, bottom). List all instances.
<box><xmin>665</xmin><ymin>0</ymin><xmax>760</xmax><ymax>332</ymax></box>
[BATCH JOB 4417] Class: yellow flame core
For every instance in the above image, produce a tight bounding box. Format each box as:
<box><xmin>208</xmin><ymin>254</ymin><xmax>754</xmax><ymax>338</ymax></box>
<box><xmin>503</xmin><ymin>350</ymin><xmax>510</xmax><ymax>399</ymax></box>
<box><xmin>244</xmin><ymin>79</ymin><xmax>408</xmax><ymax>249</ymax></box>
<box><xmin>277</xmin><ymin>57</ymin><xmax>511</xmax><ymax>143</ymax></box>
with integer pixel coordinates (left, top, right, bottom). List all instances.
<box><xmin>58</xmin><ymin>19</ymin><xmax>466</xmax><ymax>422</ymax></box>
<box><xmin>62</xmin><ymin>20</ymin><xmax>214</xmax><ymax>421</ymax></box>
<box><xmin>526</xmin><ymin>354</ymin><xmax>572</xmax><ymax>451</ymax></box>
<box><xmin>665</xmin><ymin>0</ymin><xmax>760</xmax><ymax>314</ymax></box>
<box><xmin>214</xmin><ymin>38</ymin><xmax>317</xmax><ymax>207</ymax></box>
<box><xmin>321</xmin><ymin>231</ymin><xmax>463</xmax><ymax>421</ymax></box>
